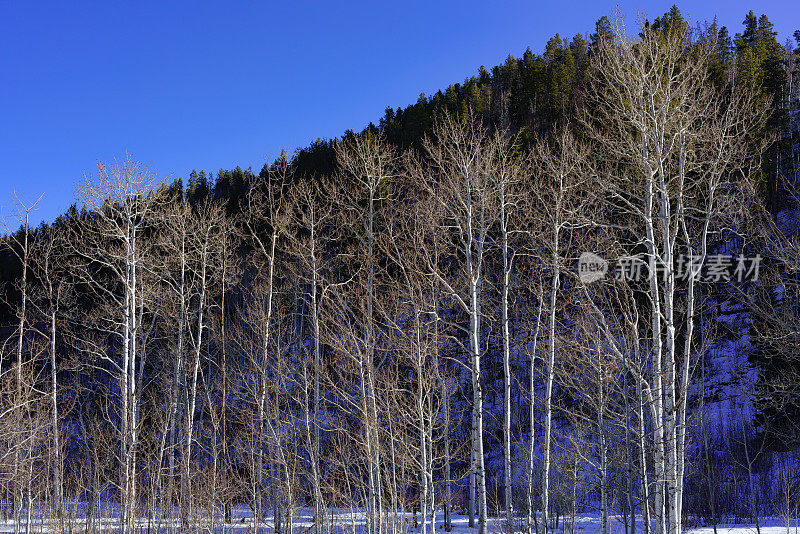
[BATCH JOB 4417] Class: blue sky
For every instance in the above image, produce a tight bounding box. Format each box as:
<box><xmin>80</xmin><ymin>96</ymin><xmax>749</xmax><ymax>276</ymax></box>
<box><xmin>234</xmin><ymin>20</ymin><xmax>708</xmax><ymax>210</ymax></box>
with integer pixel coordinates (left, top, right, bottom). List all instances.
<box><xmin>2</xmin><ymin>1</ymin><xmax>798</xmax><ymax>227</ymax></box>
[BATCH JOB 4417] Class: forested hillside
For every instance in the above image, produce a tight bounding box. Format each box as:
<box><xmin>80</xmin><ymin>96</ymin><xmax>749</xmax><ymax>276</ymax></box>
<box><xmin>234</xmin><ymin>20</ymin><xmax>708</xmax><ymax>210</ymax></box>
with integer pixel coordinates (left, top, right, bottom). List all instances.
<box><xmin>1</xmin><ymin>6</ymin><xmax>800</xmax><ymax>534</ymax></box>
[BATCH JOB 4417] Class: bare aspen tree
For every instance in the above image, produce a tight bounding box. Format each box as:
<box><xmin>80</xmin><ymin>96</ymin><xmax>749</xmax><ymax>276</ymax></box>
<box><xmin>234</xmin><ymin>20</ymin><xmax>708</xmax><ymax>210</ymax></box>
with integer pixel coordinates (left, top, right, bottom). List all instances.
<box><xmin>181</xmin><ymin>200</ymin><xmax>224</xmax><ymax>528</ymax></box>
<box><xmin>244</xmin><ymin>153</ymin><xmax>291</xmax><ymax>531</ymax></box>
<box><xmin>411</xmin><ymin>114</ymin><xmax>497</xmax><ymax>534</ymax></box>
<box><xmin>74</xmin><ymin>156</ymin><xmax>162</xmax><ymax>534</ymax></box>
<box><xmin>493</xmin><ymin>129</ymin><xmax>525</xmax><ymax>534</ymax></box>
<box><xmin>30</xmin><ymin>219</ymin><xmax>72</xmax><ymax>523</ymax></box>
<box><xmin>586</xmin><ymin>18</ymin><xmax>769</xmax><ymax>534</ymax></box>
<box><xmin>579</xmin><ymin>243</ymin><xmax>657</xmax><ymax>534</ymax></box>
<box><xmin>218</xmin><ymin>214</ymin><xmax>239</xmax><ymax>526</ymax></box>
<box><xmin>531</xmin><ymin>128</ymin><xmax>591</xmax><ymax>534</ymax></box>
<box><xmin>288</xmin><ymin>176</ymin><xmax>335</xmax><ymax>534</ymax></box>
<box><xmin>398</xmin><ymin>180</ymin><xmax>460</xmax><ymax>534</ymax></box>
<box><xmin>324</xmin><ymin>279</ymin><xmax>387</xmax><ymax>534</ymax></box>
<box><xmin>334</xmin><ymin>132</ymin><xmax>397</xmax><ymax>534</ymax></box>
<box><xmin>524</xmin><ymin>286</ymin><xmax>544</xmax><ymax>534</ymax></box>
<box><xmin>0</xmin><ymin>361</ymin><xmax>47</xmax><ymax>534</ymax></box>
<box><xmin>159</xmin><ymin>198</ymin><xmax>191</xmax><ymax>529</ymax></box>
<box><xmin>516</xmin><ymin>184</ymin><xmax>549</xmax><ymax>534</ymax></box>
<box><xmin>260</xmin><ymin>302</ymin><xmax>296</xmax><ymax>534</ymax></box>
<box><xmin>2</xmin><ymin>195</ymin><xmax>40</xmax><ymax>534</ymax></box>
<box><xmin>381</xmin><ymin>190</ymin><xmax>441</xmax><ymax>534</ymax></box>
<box><xmin>561</xmin><ymin>319</ymin><xmax>625</xmax><ymax>534</ymax></box>
<box><xmin>435</xmin><ymin>300</ymin><xmax>455</xmax><ymax>534</ymax></box>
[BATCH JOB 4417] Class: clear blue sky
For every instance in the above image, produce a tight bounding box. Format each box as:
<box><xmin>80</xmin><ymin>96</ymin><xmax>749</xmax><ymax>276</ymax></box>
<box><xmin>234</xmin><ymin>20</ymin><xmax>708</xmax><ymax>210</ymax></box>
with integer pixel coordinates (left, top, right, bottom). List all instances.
<box><xmin>2</xmin><ymin>1</ymin><xmax>798</xmax><ymax>227</ymax></box>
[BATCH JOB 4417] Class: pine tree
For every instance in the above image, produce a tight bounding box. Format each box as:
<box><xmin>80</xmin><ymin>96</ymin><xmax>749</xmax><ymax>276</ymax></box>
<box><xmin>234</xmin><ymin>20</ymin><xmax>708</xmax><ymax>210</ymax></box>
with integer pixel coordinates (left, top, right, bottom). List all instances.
<box><xmin>708</xmin><ymin>24</ymin><xmax>733</xmax><ymax>88</ymax></box>
<box><xmin>590</xmin><ymin>16</ymin><xmax>613</xmax><ymax>53</ymax></box>
<box><xmin>652</xmin><ymin>5</ymin><xmax>686</xmax><ymax>35</ymax></box>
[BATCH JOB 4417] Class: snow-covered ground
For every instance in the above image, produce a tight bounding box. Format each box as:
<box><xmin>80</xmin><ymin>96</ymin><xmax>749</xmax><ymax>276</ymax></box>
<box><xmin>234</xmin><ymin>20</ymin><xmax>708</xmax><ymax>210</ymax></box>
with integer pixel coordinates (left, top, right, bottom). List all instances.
<box><xmin>691</xmin><ymin>524</ymin><xmax>800</xmax><ymax>534</ymax></box>
<box><xmin>2</xmin><ymin>509</ymin><xmax>799</xmax><ymax>534</ymax></box>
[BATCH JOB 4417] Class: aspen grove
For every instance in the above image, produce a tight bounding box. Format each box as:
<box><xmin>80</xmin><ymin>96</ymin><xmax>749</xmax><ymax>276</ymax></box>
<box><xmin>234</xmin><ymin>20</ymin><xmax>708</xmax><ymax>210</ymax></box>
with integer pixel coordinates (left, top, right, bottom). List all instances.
<box><xmin>3</xmin><ymin>16</ymin><xmax>800</xmax><ymax>534</ymax></box>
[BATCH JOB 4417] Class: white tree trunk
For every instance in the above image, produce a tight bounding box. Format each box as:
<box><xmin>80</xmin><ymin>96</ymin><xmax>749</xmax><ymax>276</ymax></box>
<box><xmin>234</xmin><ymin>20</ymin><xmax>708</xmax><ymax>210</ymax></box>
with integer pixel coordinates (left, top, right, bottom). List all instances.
<box><xmin>541</xmin><ymin>227</ymin><xmax>559</xmax><ymax>534</ymax></box>
<box><xmin>527</xmin><ymin>297</ymin><xmax>543</xmax><ymax>534</ymax></box>
<box><xmin>12</xmin><ymin>212</ymin><xmax>30</xmax><ymax>534</ymax></box>
<box><xmin>50</xmin><ymin>310</ymin><xmax>62</xmax><ymax>517</ymax></box>
<box><xmin>500</xmin><ymin>199</ymin><xmax>514</xmax><ymax>533</ymax></box>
